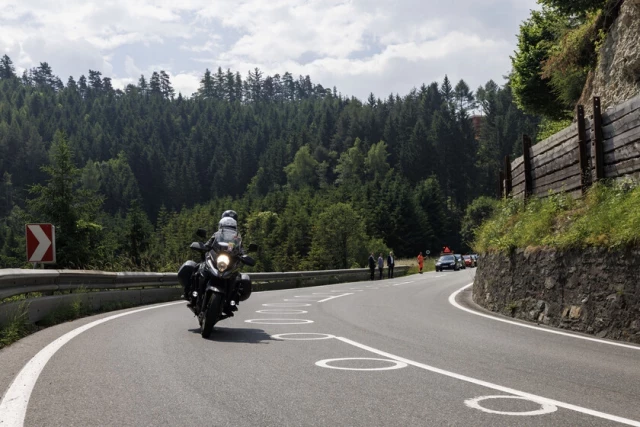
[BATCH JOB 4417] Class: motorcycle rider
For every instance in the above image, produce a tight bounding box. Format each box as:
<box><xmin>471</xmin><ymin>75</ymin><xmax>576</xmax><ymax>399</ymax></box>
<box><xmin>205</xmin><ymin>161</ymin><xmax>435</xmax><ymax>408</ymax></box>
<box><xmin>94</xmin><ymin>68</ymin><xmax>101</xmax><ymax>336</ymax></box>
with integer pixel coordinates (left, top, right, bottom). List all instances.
<box><xmin>206</xmin><ymin>210</ymin><xmax>241</xmax><ymax>249</ymax></box>
<box><xmin>181</xmin><ymin>210</ymin><xmax>241</xmax><ymax>301</ymax></box>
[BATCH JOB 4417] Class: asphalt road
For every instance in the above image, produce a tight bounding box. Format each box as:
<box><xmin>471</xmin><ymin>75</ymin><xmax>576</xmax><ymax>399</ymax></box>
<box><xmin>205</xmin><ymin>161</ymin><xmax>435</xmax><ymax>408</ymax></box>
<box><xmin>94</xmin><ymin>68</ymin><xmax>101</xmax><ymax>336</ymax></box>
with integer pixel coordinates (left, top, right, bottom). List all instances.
<box><xmin>1</xmin><ymin>270</ymin><xmax>640</xmax><ymax>426</ymax></box>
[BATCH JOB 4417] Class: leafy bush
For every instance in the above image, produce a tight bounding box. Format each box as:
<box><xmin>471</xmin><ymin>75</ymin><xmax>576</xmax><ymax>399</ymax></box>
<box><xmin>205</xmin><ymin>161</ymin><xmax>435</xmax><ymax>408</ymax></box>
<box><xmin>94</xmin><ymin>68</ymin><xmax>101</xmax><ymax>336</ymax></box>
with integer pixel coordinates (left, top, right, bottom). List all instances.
<box><xmin>541</xmin><ymin>12</ymin><xmax>603</xmax><ymax>108</ymax></box>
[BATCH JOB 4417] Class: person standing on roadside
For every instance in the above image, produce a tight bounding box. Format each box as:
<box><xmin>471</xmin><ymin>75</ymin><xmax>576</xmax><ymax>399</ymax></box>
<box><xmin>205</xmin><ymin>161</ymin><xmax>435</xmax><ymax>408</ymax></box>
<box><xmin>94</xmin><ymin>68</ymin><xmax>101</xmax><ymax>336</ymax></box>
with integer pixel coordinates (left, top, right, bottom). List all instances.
<box><xmin>417</xmin><ymin>252</ymin><xmax>424</xmax><ymax>274</ymax></box>
<box><xmin>387</xmin><ymin>251</ymin><xmax>395</xmax><ymax>278</ymax></box>
<box><xmin>368</xmin><ymin>252</ymin><xmax>376</xmax><ymax>280</ymax></box>
<box><xmin>378</xmin><ymin>253</ymin><xmax>384</xmax><ymax>279</ymax></box>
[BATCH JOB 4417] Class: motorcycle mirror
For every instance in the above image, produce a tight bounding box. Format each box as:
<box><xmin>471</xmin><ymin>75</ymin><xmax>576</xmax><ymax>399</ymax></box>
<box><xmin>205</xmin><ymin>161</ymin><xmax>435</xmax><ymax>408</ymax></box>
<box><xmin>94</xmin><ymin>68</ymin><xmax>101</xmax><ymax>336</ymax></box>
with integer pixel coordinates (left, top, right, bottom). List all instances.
<box><xmin>196</xmin><ymin>228</ymin><xmax>207</xmax><ymax>239</ymax></box>
<box><xmin>247</xmin><ymin>243</ymin><xmax>259</xmax><ymax>253</ymax></box>
<box><xmin>242</xmin><ymin>255</ymin><xmax>256</xmax><ymax>267</ymax></box>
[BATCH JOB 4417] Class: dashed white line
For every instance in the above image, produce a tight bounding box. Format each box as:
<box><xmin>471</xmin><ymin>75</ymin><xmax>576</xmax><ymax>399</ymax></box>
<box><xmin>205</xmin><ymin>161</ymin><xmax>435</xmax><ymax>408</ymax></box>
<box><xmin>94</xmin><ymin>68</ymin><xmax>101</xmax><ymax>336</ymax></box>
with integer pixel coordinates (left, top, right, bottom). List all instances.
<box><xmin>449</xmin><ymin>283</ymin><xmax>640</xmax><ymax>352</ymax></box>
<box><xmin>316</xmin><ymin>293</ymin><xmax>354</xmax><ymax>303</ymax></box>
<box><xmin>392</xmin><ymin>281</ymin><xmax>414</xmax><ymax>286</ymax></box>
<box><xmin>335</xmin><ymin>336</ymin><xmax>640</xmax><ymax>426</ymax></box>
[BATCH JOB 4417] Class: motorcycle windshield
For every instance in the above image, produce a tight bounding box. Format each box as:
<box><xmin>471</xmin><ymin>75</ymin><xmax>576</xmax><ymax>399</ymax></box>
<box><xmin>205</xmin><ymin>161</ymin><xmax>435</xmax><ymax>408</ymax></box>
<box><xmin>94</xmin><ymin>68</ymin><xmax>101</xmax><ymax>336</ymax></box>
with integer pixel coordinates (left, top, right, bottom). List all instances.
<box><xmin>213</xmin><ymin>229</ymin><xmax>242</xmax><ymax>253</ymax></box>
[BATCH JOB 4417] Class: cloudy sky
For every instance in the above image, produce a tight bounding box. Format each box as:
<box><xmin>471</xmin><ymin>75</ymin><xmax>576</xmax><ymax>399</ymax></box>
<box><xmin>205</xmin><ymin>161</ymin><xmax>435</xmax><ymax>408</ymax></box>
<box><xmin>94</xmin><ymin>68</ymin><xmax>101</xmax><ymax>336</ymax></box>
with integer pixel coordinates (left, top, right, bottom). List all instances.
<box><xmin>0</xmin><ymin>0</ymin><xmax>538</xmax><ymax>100</ymax></box>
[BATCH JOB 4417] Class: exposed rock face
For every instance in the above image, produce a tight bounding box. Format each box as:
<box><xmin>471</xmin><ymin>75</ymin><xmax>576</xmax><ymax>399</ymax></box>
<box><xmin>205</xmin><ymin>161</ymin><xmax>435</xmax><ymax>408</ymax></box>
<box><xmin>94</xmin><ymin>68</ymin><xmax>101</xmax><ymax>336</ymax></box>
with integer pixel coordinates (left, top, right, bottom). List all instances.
<box><xmin>579</xmin><ymin>0</ymin><xmax>640</xmax><ymax>114</ymax></box>
<box><xmin>473</xmin><ymin>247</ymin><xmax>640</xmax><ymax>343</ymax></box>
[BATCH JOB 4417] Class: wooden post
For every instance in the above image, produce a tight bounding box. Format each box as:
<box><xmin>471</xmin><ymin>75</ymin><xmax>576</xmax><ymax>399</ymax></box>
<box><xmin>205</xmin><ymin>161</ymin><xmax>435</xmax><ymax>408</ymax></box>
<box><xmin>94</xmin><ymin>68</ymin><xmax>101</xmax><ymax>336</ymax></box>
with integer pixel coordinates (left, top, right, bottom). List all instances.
<box><xmin>592</xmin><ymin>97</ymin><xmax>604</xmax><ymax>181</ymax></box>
<box><xmin>504</xmin><ymin>155</ymin><xmax>512</xmax><ymax>197</ymax></box>
<box><xmin>499</xmin><ymin>170</ymin><xmax>504</xmax><ymax>199</ymax></box>
<box><xmin>522</xmin><ymin>135</ymin><xmax>533</xmax><ymax>199</ymax></box>
<box><xmin>576</xmin><ymin>104</ymin><xmax>590</xmax><ymax>194</ymax></box>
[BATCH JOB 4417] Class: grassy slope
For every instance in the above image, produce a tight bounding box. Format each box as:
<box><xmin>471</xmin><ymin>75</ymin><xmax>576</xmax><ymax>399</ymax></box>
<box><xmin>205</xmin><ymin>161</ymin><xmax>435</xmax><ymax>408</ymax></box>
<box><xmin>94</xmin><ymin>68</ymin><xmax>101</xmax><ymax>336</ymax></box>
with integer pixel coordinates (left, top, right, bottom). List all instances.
<box><xmin>474</xmin><ymin>180</ymin><xmax>640</xmax><ymax>253</ymax></box>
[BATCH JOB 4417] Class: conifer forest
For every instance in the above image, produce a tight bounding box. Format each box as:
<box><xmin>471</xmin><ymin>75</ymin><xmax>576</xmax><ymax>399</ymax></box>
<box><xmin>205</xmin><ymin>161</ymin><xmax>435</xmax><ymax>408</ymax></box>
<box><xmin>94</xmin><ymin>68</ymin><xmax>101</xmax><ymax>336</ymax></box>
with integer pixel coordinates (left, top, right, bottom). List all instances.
<box><xmin>0</xmin><ymin>54</ymin><xmax>539</xmax><ymax>271</ymax></box>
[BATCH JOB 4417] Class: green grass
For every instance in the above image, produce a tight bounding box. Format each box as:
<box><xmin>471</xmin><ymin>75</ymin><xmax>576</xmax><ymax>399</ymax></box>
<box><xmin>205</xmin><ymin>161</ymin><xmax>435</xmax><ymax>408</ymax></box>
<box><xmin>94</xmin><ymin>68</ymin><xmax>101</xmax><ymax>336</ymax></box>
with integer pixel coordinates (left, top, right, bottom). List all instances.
<box><xmin>0</xmin><ymin>303</ymin><xmax>36</xmax><ymax>349</ymax></box>
<box><xmin>395</xmin><ymin>257</ymin><xmax>435</xmax><ymax>275</ymax></box>
<box><xmin>474</xmin><ymin>179</ymin><xmax>640</xmax><ymax>253</ymax></box>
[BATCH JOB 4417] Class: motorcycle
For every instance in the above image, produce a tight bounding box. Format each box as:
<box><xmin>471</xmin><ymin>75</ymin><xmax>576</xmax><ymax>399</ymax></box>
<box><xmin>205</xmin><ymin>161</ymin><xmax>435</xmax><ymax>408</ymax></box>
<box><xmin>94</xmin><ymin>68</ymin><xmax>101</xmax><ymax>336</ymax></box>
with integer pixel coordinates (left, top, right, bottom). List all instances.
<box><xmin>178</xmin><ymin>228</ymin><xmax>257</xmax><ymax>338</ymax></box>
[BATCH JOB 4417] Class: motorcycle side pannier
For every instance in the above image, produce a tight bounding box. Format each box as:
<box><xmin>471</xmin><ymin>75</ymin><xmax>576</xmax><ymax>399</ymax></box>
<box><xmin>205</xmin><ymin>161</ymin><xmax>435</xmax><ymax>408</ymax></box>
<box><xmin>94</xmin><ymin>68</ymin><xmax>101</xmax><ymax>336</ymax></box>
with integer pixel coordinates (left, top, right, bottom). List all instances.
<box><xmin>237</xmin><ymin>273</ymin><xmax>252</xmax><ymax>301</ymax></box>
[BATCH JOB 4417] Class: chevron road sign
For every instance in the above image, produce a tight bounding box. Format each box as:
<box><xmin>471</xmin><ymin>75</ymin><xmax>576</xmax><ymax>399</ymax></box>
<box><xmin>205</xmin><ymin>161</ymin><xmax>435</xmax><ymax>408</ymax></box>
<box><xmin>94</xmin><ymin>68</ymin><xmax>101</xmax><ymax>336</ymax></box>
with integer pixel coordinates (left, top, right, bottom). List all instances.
<box><xmin>25</xmin><ymin>223</ymin><xmax>56</xmax><ymax>264</ymax></box>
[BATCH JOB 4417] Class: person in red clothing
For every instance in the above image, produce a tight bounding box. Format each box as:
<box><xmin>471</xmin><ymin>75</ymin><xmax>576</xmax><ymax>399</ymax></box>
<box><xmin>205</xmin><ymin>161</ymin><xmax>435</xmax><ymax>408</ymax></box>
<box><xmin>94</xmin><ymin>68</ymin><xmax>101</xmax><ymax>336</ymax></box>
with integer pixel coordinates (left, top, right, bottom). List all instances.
<box><xmin>417</xmin><ymin>252</ymin><xmax>424</xmax><ymax>274</ymax></box>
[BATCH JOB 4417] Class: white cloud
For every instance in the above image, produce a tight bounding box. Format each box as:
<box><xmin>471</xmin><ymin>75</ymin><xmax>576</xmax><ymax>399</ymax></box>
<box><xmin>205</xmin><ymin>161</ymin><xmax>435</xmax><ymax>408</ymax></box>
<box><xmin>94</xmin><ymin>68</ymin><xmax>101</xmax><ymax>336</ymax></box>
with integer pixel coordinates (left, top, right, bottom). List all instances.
<box><xmin>171</xmin><ymin>72</ymin><xmax>201</xmax><ymax>96</ymax></box>
<box><xmin>124</xmin><ymin>56</ymin><xmax>142</xmax><ymax>76</ymax></box>
<box><xmin>1</xmin><ymin>0</ymin><xmax>539</xmax><ymax>99</ymax></box>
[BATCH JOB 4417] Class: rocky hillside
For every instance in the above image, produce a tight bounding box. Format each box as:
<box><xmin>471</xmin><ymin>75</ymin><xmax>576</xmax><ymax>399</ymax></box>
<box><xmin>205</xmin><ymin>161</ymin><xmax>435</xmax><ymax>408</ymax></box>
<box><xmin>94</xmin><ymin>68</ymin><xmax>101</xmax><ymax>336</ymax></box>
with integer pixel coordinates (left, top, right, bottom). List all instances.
<box><xmin>580</xmin><ymin>0</ymin><xmax>640</xmax><ymax>113</ymax></box>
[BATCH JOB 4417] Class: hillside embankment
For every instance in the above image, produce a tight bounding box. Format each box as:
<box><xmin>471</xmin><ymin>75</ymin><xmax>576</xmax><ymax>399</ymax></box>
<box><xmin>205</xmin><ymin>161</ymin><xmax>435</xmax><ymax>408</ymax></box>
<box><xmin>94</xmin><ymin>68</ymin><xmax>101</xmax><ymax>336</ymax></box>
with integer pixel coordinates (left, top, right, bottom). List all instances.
<box><xmin>579</xmin><ymin>0</ymin><xmax>640</xmax><ymax>115</ymax></box>
<box><xmin>472</xmin><ymin>181</ymin><xmax>640</xmax><ymax>343</ymax></box>
<box><xmin>474</xmin><ymin>248</ymin><xmax>640</xmax><ymax>343</ymax></box>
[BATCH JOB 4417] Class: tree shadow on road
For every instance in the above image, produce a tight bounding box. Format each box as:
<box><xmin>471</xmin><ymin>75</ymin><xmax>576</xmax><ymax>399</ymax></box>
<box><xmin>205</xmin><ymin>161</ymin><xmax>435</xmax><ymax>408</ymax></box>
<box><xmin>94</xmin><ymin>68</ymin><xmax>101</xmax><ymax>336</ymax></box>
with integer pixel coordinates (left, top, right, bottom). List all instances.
<box><xmin>188</xmin><ymin>327</ymin><xmax>275</xmax><ymax>344</ymax></box>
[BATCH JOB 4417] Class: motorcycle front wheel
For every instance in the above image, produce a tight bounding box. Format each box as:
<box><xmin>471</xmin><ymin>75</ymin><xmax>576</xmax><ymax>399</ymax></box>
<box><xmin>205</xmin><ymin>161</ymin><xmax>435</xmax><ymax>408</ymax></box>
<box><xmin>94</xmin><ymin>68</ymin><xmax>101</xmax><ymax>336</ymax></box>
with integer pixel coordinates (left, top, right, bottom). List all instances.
<box><xmin>201</xmin><ymin>292</ymin><xmax>224</xmax><ymax>338</ymax></box>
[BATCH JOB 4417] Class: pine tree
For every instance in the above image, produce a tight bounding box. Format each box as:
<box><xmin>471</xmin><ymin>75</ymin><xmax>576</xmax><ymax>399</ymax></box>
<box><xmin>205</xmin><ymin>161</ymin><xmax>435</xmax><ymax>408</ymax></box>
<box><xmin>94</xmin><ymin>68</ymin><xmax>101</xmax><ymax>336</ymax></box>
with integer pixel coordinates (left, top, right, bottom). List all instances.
<box><xmin>0</xmin><ymin>55</ymin><xmax>16</xmax><ymax>79</ymax></box>
<box><xmin>124</xmin><ymin>199</ymin><xmax>152</xmax><ymax>267</ymax></box>
<box><xmin>88</xmin><ymin>70</ymin><xmax>103</xmax><ymax>91</ymax></box>
<box><xmin>198</xmin><ymin>69</ymin><xmax>215</xmax><ymax>99</ymax></box>
<box><xmin>138</xmin><ymin>75</ymin><xmax>148</xmax><ymax>95</ymax></box>
<box><xmin>160</xmin><ymin>71</ymin><xmax>174</xmax><ymax>99</ymax></box>
<box><xmin>440</xmin><ymin>75</ymin><xmax>454</xmax><ymax>106</ymax></box>
<box><xmin>27</xmin><ymin>132</ymin><xmax>103</xmax><ymax>267</ymax></box>
<box><xmin>454</xmin><ymin>79</ymin><xmax>475</xmax><ymax>112</ymax></box>
<box><xmin>150</xmin><ymin>72</ymin><xmax>161</xmax><ymax>95</ymax></box>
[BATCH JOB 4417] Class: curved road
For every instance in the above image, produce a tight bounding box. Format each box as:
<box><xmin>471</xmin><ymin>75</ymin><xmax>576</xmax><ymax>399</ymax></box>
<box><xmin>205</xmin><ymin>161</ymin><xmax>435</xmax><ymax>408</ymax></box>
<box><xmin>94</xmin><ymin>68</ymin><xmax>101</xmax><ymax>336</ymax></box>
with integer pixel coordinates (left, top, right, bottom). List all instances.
<box><xmin>1</xmin><ymin>271</ymin><xmax>639</xmax><ymax>426</ymax></box>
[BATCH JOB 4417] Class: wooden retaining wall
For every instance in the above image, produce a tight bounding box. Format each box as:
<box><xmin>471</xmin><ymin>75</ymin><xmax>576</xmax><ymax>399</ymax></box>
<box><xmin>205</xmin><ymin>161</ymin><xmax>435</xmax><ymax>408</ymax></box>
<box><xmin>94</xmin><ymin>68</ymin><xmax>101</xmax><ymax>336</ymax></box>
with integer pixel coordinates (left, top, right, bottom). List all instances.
<box><xmin>501</xmin><ymin>94</ymin><xmax>640</xmax><ymax>199</ymax></box>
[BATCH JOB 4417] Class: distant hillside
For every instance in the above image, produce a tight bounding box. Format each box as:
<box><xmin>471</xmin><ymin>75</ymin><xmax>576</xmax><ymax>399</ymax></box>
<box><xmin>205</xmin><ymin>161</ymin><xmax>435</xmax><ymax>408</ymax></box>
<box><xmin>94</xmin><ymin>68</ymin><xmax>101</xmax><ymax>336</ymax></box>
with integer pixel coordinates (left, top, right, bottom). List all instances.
<box><xmin>0</xmin><ymin>56</ymin><xmax>538</xmax><ymax>270</ymax></box>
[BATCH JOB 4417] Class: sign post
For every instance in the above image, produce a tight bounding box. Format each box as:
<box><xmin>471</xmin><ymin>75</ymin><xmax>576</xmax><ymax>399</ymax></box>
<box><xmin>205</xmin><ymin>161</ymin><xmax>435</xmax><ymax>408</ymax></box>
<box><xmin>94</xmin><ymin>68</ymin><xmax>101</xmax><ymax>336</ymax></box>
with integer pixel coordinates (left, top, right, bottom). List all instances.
<box><xmin>26</xmin><ymin>223</ymin><xmax>56</xmax><ymax>266</ymax></box>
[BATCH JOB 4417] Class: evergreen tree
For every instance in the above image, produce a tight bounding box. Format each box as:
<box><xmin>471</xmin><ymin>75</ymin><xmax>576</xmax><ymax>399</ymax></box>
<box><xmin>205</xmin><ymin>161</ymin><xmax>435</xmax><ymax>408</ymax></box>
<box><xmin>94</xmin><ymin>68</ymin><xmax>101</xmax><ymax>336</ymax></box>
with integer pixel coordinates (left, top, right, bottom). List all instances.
<box><xmin>124</xmin><ymin>199</ymin><xmax>153</xmax><ymax>267</ymax></box>
<box><xmin>160</xmin><ymin>71</ymin><xmax>175</xmax><ymax>99</ymax></box>
<box><xmin>0</xmin><ymin>55</ymin><xmax>16</xmax><ymax>79</ymax></box>
<box><xmin>150</xmin><ymin>72</ymin><xmax>161</xmax><ymax>95</ymax></box>
<box><xmin>27</xmin><ymin>131</ymin><xmax>103</xmax><ymax>267</ymax></box>
<box><xmin>198</xmin><ymin>69</ymin><xmax>215</xmax><ymax>99</ymax></box>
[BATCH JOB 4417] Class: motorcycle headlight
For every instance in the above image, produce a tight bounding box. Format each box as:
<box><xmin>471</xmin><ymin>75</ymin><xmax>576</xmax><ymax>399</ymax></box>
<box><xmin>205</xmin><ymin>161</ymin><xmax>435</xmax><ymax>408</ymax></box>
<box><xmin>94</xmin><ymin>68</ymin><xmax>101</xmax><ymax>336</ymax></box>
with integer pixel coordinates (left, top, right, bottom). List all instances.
<box><xmin>217</xmin><ymin>254</ymin><xmax>230</xmax><ymax>272</ymax></box>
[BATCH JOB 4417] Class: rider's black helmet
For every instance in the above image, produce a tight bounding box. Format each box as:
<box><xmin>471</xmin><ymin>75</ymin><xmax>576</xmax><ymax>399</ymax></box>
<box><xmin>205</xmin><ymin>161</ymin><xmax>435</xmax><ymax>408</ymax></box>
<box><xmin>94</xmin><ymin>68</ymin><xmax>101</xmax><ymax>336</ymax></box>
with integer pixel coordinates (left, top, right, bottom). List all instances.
<box><xmin>221</xmin><ymin>210</ymin><xmax>238</xmax><ymax>222</ymax></box>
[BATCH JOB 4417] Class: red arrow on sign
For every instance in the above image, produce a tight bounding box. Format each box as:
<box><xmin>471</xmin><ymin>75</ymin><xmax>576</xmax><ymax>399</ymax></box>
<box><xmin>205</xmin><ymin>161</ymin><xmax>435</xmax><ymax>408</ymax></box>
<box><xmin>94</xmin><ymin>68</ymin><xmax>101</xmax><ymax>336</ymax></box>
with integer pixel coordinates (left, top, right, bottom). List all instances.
<box><xmin>26</xmin><ymin>224</ymin><xmax>55</xmax><ymax>263</ymax></box>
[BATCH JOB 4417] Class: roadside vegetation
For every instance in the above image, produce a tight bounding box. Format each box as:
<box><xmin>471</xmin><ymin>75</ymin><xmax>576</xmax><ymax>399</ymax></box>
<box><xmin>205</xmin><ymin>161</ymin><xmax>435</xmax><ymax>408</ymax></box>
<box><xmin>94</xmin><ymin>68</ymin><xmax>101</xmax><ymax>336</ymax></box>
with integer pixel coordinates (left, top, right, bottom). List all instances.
<box><xmin>473</xmin><ymin>180</ymin><xmax>640</xmax><ymax>253</ymax></box>
<box><xmin>395</xmin><ymin>257</ymin><xmax>435</xmax><ymax>275</ymax></box>
<box><xmin>0</xmin><ymin>296</ymin><xmax>142</xmax><ymax>350</ymax></box>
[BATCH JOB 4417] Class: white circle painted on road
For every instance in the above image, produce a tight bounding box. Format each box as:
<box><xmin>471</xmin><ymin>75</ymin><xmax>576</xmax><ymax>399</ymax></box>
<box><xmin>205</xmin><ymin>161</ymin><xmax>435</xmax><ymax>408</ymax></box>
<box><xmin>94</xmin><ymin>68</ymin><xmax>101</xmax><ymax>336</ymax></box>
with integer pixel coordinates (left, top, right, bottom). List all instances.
<box><xmin>272</xmin><ymin>333</ymin><xmax>336</xmax><ymax>341</ymax></box>
<box><xmin>245</xmin><ymin>318</ymin><xmax>314</xmax><ymax>325</ymax></box>
<box><xmin>255</xmin><ymin>309</ymin><xmax>308</xmax><ymax>314</ymax></box>
<box><xmin>262</xmin><ymin>303</ymin><xmax>311</xmax><ymax>307</ymax></box>
<box><xmin>315</xmin><ymin>357</ymin><xmax>407</xmax><ymax>371</ymax></box>
<box><xmin>464</xmin><ymin>395</ymin><xmax>558</xmax><ymax>416</ymax></box>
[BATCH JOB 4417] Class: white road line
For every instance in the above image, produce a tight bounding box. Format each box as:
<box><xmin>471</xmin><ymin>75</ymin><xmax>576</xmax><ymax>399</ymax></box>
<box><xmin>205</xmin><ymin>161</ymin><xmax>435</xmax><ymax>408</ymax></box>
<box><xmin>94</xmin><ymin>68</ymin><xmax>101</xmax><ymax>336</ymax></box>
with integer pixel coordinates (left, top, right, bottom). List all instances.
<box><xmin>392</xmin><ymin>281</ymin><xmax>413</xmax><ymax>286</ymax></box>
<box><xmin>449</xmin><ymin>283</ymin><xmax>640</xmax><ymax>352</ymax></box>
<box><xmin>0</xmin><ymin>301</ymin><xmax>184</xmax><ymax>427</ymax></box>
<box><xmin>335</xmin><ymin>336</ymin><xmax>640</xmax><ymax>426</ymax></box>
<box><xmin>316</xmin><ymin>293</ymin><xmax>354</xmax><ymax>303</ymax></box>
<box><xmin>435</xmin><ymin>275</ymin><xmax>445</xmax><ymax>278</ymax></box>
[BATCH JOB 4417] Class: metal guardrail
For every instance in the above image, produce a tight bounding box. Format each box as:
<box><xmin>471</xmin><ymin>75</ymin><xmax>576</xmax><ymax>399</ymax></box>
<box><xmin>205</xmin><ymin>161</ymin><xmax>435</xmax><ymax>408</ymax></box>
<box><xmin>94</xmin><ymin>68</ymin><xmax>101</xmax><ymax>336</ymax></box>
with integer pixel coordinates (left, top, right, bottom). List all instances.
<box><xmin>0</xmin><ymin>266</ymin><xmax>410</xmax><ymax>324</ymax></box>
<box><xmin>0</xmin><ymin>267</ymin><xmax>409</xmax><ymax>300</ymax></box>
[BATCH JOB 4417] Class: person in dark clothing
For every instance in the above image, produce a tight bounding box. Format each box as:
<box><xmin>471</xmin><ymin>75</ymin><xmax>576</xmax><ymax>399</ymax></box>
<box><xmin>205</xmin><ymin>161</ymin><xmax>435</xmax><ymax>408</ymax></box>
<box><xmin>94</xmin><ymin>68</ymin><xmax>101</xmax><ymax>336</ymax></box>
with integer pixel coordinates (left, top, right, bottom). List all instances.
<box><xmin>377</xmin><ymin>253</ymin><xmax>384</xmax><ymax>279</ymax></box>
<box><xmin>368</xmin><ymin>253</ymin><xmax>376</xmax><ymax>280</ymax></box>
<box><xmin>387</xmin><ymin>251</ymin><xmax>395</xmax><ymax>278</ymax></box>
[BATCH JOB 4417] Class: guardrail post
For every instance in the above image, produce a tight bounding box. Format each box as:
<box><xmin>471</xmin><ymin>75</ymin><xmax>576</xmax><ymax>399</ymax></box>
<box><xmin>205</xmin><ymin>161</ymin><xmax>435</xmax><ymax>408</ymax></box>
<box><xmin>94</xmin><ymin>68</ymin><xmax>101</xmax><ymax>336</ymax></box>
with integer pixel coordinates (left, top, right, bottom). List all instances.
<box><xmin>499</xmin><ymin>170</ymin><xmax>504</xmax><ymax>199</ymax></box>
<box><xmin>504</xmin><ymin>155</ymin><xmax>512</xmax><ymax>197</ymax></box>
<box><xmin>592</xmin><ymin>97</ymin><xmax>604</xmax><ymax>181</ymax></box>
<box><xmin>522</xmin><ymin>135</ymin><xmax>533</xmax><ymax>199</ymax></box>
<box><xmin>576</xmin><ymin>104</ymin><xmax>591</xmax><ymax>194</ymax></box>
